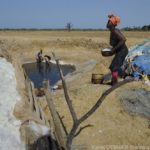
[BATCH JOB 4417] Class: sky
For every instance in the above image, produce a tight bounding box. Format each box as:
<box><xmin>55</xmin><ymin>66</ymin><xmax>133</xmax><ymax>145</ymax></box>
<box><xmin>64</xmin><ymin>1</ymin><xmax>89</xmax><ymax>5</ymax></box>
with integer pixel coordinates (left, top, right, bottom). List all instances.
<box><xmin>0</xmin><ymin>0</ymin><xmax>150</xmax><ymax>29</ymax></box>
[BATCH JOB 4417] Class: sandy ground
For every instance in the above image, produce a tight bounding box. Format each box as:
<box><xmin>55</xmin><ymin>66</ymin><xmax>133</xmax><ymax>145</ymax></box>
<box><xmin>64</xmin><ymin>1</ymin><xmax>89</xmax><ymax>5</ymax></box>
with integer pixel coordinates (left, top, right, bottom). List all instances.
<box><xmin>0</xmin><ymin>31</ymin><xmax>150</xmax><ymax>149</ymax></box>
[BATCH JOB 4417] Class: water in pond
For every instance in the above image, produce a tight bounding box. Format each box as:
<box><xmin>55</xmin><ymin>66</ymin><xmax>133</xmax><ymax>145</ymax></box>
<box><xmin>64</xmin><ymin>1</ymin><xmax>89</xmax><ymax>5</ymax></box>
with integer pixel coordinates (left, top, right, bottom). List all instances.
<box><xmin>23</xmin><ymin>62</ymin><xmax>75</xmax><ymax>88</ymax></box>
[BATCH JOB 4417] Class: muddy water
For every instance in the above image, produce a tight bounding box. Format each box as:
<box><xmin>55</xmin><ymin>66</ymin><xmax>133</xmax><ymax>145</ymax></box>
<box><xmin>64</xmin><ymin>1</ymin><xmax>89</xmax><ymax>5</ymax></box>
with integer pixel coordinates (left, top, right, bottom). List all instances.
<box><xmin>23</xmin><ymin>62</ymin><xmax>75</xmax><ymax>88</ymax></box>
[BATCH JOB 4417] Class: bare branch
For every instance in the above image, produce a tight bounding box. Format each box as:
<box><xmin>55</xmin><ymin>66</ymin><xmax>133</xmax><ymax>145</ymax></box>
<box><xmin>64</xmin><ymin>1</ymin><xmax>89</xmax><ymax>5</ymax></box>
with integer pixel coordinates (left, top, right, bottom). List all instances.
<box><xmin>52</xmin><ymin>53</ymin><xmax>134</xmax><ymax>150</ymax></box>
<box><xmin>74</xmin><ymin>124</ymin><xmax>93</xmax><ymax>137</ymax></box>
<box><xmin>52</xmin><ymin>52</ymin><xmax>78</xmax><ymax>122</ymax></box>
<box><xmin>57</xmin><ymin>111</ymin><xmax>68</xmax><ymax>136</ymax></box>
<box><xmin>78</xmin><ymin>79</ymin><xmax>134</xmax><ymax>124</ymax></box>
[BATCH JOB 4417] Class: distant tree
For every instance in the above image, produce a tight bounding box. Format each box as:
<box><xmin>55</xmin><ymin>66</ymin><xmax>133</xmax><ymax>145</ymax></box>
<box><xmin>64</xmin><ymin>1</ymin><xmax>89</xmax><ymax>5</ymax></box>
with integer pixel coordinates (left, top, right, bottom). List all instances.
<box><xmin>122</xmin><ymin>26</ymin><xmax>141</xmax><ymax>31</ymax></box>
<box><xmin>66</xmin><ymin>22</ymin><xmax>73</xmax><ymax>32</ymax></box>
<box><xmin>142</xmin><ymin>25</ymin><xmax>150</xmax><ymax>31</ymax></box>
<box><xmin>122</xmin><ymin>27</ymin><xmax>132</xmax><ymax>31</ymax></box>
<box><xmin>122</xmin><ymin>25</ymin><xmax>150</xmax><ymax>31</ymax></box>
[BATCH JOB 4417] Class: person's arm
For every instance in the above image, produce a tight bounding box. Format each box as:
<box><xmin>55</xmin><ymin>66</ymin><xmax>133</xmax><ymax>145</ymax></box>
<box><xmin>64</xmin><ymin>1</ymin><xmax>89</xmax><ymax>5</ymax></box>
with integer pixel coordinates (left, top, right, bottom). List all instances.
<box><xmin>111</xmin><ymin>29</ymin><xmax>126</xmax><ymax>53</ymax></box>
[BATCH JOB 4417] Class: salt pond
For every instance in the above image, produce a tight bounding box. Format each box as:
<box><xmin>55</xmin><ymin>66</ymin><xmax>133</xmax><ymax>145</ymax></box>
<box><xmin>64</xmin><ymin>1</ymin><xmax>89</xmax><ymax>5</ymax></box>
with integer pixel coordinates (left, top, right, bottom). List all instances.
<box><xmin>23</xmin><ymin>62</ymin><xmax>75</xmax><ymax>88</ymax></box>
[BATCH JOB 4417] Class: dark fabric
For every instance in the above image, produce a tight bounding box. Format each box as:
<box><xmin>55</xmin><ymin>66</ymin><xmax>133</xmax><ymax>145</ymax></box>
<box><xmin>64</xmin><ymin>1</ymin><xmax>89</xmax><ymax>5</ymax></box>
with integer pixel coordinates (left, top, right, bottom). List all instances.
<box><xmin>109</xmin><ymin>46</ymin><xmax>128</xmax><ymax>71</ymax></box>
<box><xmin>109</xmin><ymin>29</ymin><xmax>128</xmax><ymax>71</ymax></box>
<box><xmin>110</xmin><ymin>29</ymin><xmax>120</xmax><ymax>47</ymax></box>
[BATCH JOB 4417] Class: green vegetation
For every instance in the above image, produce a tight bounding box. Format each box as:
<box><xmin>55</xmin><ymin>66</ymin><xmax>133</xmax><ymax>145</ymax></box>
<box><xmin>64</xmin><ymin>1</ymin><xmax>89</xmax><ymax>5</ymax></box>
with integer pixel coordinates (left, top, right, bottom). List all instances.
<box><xmin>122</xmin><ymin>25</ymin><xmax>150</xmax><ymax>31</ymax></box>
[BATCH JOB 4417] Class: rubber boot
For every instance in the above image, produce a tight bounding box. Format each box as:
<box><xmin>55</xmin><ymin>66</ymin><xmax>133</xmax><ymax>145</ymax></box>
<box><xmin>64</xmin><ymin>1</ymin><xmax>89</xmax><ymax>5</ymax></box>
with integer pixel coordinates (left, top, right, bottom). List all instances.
<box><xmin>111</xmin><ymin>70</ymin><xmax>118</xmax><ymax>86</ymax></box>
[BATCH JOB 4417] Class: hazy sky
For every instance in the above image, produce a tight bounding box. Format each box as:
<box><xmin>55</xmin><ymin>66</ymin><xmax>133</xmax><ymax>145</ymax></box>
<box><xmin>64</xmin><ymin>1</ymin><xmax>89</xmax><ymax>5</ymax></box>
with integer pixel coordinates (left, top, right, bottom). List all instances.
<box><xmin>0</xmin><ymin>0</ymin><xmax>149</xmax><ymax>29</ymax></box>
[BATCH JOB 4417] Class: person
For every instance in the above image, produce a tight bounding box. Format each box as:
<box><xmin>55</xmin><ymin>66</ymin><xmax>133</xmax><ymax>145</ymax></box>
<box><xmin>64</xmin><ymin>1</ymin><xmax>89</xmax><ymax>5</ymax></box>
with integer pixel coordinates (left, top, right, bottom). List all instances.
<box><xmin>36</xmin><ymin>49</ymin><xmax>43</xmax><ymax>63</ymax></box>
<box><xmin>106</xmin><ymin>14</ymin><xmax>128</xmax><ymax>85</ymax></box>
<box><xmin>44</xmin><ymin>55</ymin><xmax>51</xmax><ymax>66</ymax></box>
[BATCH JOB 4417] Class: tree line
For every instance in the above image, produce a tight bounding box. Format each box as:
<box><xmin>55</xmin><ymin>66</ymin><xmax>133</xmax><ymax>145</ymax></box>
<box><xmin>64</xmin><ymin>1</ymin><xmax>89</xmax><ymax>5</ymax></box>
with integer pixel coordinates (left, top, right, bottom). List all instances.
<box><xmin>122</xmin><ymin>25</ymin><xmax>150</xmax><ymax>31</ymax></box>
<box><xmin>0</xmin><ymin>24</ymin><xmax>150</xmax><ymax>31</ymax></box>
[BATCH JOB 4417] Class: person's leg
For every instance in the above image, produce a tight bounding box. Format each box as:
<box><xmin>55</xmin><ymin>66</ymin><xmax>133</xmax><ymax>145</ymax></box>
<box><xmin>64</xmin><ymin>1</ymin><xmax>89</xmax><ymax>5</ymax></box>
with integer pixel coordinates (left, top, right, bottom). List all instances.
<box><xmin>111</xmin><ymin>70</ymin><xmax>118</xmax><ymax>85</ymax></box>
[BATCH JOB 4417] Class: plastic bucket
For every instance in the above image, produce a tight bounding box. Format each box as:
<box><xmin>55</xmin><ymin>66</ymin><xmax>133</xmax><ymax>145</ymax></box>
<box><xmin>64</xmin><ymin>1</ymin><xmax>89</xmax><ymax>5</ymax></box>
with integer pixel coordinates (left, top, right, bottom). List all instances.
<box><xmin>91</xmin><ymin>73</ymin><xmax>104</xmax><ymax>84</ymax></box>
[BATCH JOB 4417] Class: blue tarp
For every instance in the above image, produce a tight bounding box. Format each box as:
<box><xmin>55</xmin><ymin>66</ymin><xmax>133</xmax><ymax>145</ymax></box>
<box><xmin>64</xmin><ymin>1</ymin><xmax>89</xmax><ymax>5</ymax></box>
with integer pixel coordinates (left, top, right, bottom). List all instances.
<box><xmin>128</xmin><ymin>41</ymin><xmax>150</xmax><ymax>76</ymax></box>
<box><xmin>129</xmin><ymin>40</ymin><xmax>150</xmax><ymax>55</ymax></box>
<box><xmin>132</xmin><ymin>55</ymin><xmax>150</xmax><ymax>74</ymax></box>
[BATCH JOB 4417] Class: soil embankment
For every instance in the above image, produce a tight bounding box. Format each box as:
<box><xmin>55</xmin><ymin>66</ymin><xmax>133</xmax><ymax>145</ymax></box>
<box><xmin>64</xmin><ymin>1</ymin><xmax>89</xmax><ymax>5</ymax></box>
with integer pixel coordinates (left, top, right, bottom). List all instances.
<box><xmin>0</xmin><ymin>31</ymin><xmax>150</xmax><ymax>149</ymax></box>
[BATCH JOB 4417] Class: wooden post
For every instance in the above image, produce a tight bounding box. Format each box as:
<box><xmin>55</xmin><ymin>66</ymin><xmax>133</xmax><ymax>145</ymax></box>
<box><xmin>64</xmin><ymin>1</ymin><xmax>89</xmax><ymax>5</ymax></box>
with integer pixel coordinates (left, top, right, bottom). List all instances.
<box><xmin>43</xmin><ymin>80</ymin><xmax>66</xmax><ymax>150</ymax></box>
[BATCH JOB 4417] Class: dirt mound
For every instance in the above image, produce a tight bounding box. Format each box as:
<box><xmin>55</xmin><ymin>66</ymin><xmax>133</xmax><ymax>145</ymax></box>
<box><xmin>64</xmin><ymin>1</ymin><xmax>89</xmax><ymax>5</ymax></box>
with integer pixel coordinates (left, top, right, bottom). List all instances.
<box><xmin>120</xmin><ymin>88</ymin><xmax>150</xmax><ymax>119</ymax></box>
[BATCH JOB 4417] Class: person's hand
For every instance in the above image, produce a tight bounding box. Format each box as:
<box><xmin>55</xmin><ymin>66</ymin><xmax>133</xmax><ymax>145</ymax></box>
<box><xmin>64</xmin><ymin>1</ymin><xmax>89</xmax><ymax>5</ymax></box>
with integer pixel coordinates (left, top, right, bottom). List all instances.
<box><xmin>110</xmin><ymin>48</ymin><xmax>116</xmax><ymax>55</ymax></box>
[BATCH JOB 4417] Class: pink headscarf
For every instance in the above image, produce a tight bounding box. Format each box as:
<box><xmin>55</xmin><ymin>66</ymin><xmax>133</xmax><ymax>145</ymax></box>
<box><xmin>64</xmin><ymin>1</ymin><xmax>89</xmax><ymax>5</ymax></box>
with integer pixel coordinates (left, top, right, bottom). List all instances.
<box><xmin>108</xmin><ymin>14</ymin><xmax>120</xmax><ymax>26</ymax></box>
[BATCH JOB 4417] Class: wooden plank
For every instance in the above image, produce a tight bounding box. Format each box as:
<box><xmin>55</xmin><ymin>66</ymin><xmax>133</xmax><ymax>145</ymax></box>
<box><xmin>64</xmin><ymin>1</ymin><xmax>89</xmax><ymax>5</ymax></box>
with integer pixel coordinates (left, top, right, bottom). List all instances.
<box><xmin>23</xmin><ymin>68</ymin><xmax>49</xmax><ymax>125</ymax></box>
<box><xmin>43</xmin><ymin>80</ymin><xmax>66</xmax><ymax>150</ymax></box>
<box><xmin>31</xmin><ymin>82</ymin><xmax>40</xmax><ymax>117</ymax></box>
<box><xmin>27</xmin><ymin>81</ymin><xmax>34</xmax><ymax>111</ymax></box>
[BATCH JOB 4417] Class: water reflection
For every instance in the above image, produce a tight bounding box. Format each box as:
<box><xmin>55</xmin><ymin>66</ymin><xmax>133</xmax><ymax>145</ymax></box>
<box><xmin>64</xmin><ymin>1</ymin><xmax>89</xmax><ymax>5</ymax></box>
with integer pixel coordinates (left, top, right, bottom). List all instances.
<box><xmin>23</xmin><ymin>62</ymin><xmax>75</xmax><ymax>88</ymax></box>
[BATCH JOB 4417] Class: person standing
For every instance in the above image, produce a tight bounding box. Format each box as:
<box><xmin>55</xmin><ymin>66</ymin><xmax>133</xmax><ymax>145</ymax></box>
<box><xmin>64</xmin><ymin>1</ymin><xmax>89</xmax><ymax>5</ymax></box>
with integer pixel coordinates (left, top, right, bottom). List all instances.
<box><xmin>36</xmin><ymin>49</ymin><xmax>43</xmax><ymax>63</ymax></box>
<box><xmin>106</xmin><ymin>14</ymin><xmax>128</xmax><ymax>85</ymax></box>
